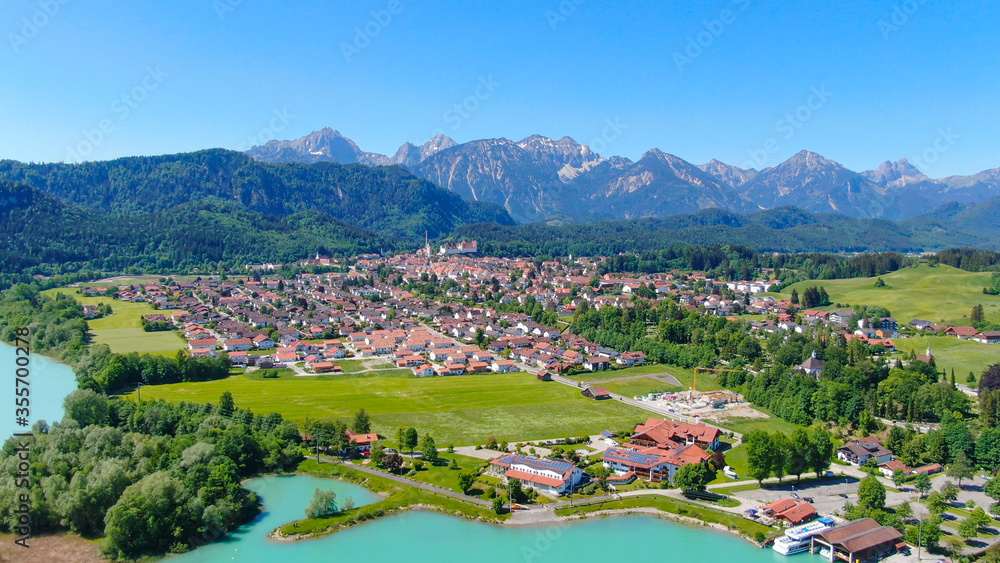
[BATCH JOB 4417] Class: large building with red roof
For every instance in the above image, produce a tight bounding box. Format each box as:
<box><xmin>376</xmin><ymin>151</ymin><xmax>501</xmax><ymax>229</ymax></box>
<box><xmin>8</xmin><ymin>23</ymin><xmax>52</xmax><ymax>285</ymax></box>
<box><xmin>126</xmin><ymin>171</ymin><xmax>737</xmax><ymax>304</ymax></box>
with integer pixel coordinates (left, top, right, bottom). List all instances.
<box><xmin>628</xmin><ymin>418</ymin><xmax>721</xmax><ymax>451</ymax></box>
<box><xmin>487</xmin><ymin>454</ymin><xmax>584</xmax><ymax>495</ymax></box>
<box><xmin>601</xmin><ymin>443</ymin><xmax>712</xmax><ymax>483</ymax></box>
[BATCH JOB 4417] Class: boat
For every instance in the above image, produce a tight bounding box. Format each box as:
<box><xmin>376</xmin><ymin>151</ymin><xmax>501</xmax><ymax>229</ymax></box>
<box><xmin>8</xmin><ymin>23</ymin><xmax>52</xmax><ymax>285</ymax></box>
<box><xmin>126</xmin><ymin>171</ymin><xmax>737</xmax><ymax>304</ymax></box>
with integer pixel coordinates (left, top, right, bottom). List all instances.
<box><xmin>819</xmin><ymin>548</ymin><xmax>832</xmax><ymax>559</ymax></box>
<box><xmin>772</xmin><ymin>517</ymin><xmax>835</xmax><ymax>556</ymax></box>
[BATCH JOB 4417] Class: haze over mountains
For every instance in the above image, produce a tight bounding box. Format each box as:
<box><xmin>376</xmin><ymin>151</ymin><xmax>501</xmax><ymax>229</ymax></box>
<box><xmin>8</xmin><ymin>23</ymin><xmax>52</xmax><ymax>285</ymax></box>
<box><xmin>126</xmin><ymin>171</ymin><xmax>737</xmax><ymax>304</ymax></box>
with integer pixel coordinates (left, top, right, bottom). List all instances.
<box><xmin>248</xmin><ymin>128</ymin><xmax>1000</xmax><ymax>224</ymax></box>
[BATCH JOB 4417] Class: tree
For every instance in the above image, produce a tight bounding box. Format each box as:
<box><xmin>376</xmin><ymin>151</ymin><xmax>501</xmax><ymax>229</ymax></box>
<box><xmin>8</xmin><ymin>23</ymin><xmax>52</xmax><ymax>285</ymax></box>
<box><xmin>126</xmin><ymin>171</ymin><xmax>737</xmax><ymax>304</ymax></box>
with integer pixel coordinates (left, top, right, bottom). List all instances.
<box><xmin>370</xmin><ymin>441</ymin><xmax>385</xmax><ymax>467</ymax></box>
<box><xmin>492</xmin><ymin>496</ymin><xmax>504</xmax><ymax>514</ymax></box>
<box><xmin>971</xmin><ymin>507</ymin><xmax>992</xmax><ymax>529</ymax></box>
<box><xmin>401</xmin><ymin>427</ymin><xmax>419</xmax><ymax>456</ymax></box>
<box><xmin>914</xmin><ymin>472</ymin><xmax>932</xmax><ymax>497</ymax></box>
<box><xmin>892</xmin><ymin>470</ymin><xmax>906</xmax><ymax>490</ymax></box>
<box><xmin>458</xmin><ymin>472</ymin><xmax>477</xmax><ymax>495</ymax></box>
<box><xmin>595</xmin><ymin>466</ymin><xmax>610</xmax><ymax>494</ymax></box>
<box><xmin>874</xmin><ymin>277</ymin><xmax>887</xmax><ymax>288</ymax></box>
<box><xmin>383</xmin><ymin>452</ymin><xmax>403</xmax><ymax>474</ymax></box>
<box><xmin>941</xmin><ymin>481</ymin><xmax>960</xmax><ymax>504</ymax></box>
<box><xmin>351</xmin><ymin>408</ymin><xmax>371</xmax><ymax>433</ymax></box>
<box><xmin>896</xmin><ymin>501</ymin><xmax>912</xmax><ymax>521</ymax></box>
<box><xmin>745</xmin><ymin>431</ymin><xmax>776</xmax><ymax>485</ymax></box>
<box><xmin>421</xmin><ymin>434</ymin><xmax>438</xmax><ymax>461</ymax></box>
<box><xmin>787</xmin><ymin>428</ymin><xmax>811</xmax><ymax>481</ymax></box>
<box><xmin>771</xmin><ymin>432</ymin><xmax>790</xmax><ymax>483</ymax></box>
<box><xmin>790</xmin><ymin>288</ymin><xmax>799</xmax><ymax>305</ymax></box>
<box><xmin>104</xmin><ymin>472</ymin><xmax>195</xmax><ymax>559</ymax></box>
<box><xmin>986</xmin><ymin>476</ymin><xmax>1000</xmax><ymax>505</ymax></box>
<box><xmin>808</xmin><ymin>427</ymin><xmax>835</xmax><ymax>478</ymax></box>
<box><xmin>218</xmin><ymin>391</ymin><xmax>235</xmax><ymax>417</ymax></box>
<box><xmin>926</xmin><ymin>491</ymin><xmax>947</xmax><ymax>514</ymax></box>
<box><xmin>305</xmin><ymin>488</ymin><xmax>338</xmax><ymax>518</ymax></box>
<box><xmin>858</xmin><ymin>476</ymin><xmax>886</xmax><ymax>510</ymax></box>
<box><xmin>947</xmin><ymin>451</ymin><xmax>974</xmax><ymax>487</ymax></box>
<box><xmin>958</xmin><ymin>517</ymin><xmax>979</xmax><ymax>540</ymax></box>
<box><xmin>508</xmin><ymin>478</ymin><xmax>526</xmax><ymax>504</ymax></box>
<box><xmin>62</xmin><ymin>389</ymin><xmax>108</xmax><ymax>426</ymax></box>
<box><xmin>674</xmin><ymin>462</ymin><xmax>711</xmax><ymax>492</ymax></box>
<box><xmin>972</xmin><ymin>303</ymin><xmax>985</xmax><ymax>324</ymax></box>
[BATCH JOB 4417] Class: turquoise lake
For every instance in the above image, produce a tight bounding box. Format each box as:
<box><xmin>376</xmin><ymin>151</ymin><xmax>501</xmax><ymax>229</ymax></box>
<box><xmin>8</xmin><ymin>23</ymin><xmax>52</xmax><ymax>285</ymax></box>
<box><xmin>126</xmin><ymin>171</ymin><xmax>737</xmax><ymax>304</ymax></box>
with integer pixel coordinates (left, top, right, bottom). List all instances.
<box><xmin>1</xmin><ymin>342</ymin><xmax>79</xmax><ymax>440</ymax></box>
<box><xmin>171</xmin><ymin>474</ymin><xmax>823</xmax><ymax>563</ymax></box>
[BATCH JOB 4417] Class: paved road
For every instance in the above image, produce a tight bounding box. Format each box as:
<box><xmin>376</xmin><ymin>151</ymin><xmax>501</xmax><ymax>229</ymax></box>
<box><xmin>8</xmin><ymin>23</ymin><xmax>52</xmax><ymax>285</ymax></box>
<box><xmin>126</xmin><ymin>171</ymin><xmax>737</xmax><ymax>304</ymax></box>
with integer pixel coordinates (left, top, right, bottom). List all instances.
<box><xmin>314</xmin><ymin>455</ymin><xmax>492</xmax><ymax>507</ymax></box>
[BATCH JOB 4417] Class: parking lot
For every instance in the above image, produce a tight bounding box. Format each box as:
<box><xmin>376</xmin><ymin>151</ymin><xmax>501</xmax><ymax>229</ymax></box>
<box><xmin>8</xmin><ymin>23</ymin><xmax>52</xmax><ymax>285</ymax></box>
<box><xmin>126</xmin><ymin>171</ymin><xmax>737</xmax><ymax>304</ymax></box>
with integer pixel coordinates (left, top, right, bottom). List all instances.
<box><xmin>732</xmin><ymin>475</ymin><xmax>912</xmax><ymax>517</ymax></box>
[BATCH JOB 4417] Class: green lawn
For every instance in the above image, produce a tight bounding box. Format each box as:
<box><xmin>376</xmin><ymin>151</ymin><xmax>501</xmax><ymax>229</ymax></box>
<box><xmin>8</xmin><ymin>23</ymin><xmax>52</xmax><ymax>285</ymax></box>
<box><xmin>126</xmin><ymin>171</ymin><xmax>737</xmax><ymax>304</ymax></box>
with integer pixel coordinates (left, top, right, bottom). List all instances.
<box><xmin>127</xmin><ymin>372</ymin><xmax>651</xmax><ymax>446</ymax></box>
<box><xmin>781</xmin><ymin>264</ymin><xmax>1000</xmax><ymax>326</ymax></box>
<box><xmin>714</xmin><ymin>411</ymin><xmax>804</xmax><ymax>437</ymax></box>
<box><xmin>43</xmin><ymin>288</ymin><xmax>188</xmax><ymax>355</ymax></box>
<box><xmin>601</xmin><ymin>378</ymin><xmax>684</xmax><ymax>398</ymax></box>
<box><xmin>407</xmin><ymin>453</ymin><xmax>489</xmax><ymax>492</ymax></box>
<box><xmin>566</xmin><ymin>363</ymin><xmax>722</xmax><ymax>392</ymax></box>
<box><xmin>892</xmin><ymin>335</ymin><xmax>1000</xmax><ymax>380</ymax></box>
<box><xmin>709</xmin><ymin>443</ymin><xmax>748</xmax><ymax>484</ymax></box>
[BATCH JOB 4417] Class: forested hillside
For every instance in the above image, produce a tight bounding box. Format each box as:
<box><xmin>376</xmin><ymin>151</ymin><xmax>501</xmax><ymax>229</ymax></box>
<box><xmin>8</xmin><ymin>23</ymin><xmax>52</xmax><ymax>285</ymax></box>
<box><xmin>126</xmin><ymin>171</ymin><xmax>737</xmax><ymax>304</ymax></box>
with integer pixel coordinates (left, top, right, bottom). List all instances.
<box><xmin>0</xmin><ymin>149</ymin><xmax>514</xmax><ymax>239</ymax></box>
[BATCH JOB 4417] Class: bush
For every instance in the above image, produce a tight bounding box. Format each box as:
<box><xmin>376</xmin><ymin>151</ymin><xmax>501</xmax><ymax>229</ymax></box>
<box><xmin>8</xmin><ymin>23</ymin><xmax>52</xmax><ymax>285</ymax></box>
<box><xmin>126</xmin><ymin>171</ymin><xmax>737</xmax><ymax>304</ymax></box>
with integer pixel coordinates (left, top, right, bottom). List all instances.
<box><xmin>754</xmin><ymin>532</ymin><xmax>767</xmax><ymax>543</ymax></box>
<box><xmin>412</xmin><ymin>460</ymin><xmax>425</xmax><ymax>471</ymax></box>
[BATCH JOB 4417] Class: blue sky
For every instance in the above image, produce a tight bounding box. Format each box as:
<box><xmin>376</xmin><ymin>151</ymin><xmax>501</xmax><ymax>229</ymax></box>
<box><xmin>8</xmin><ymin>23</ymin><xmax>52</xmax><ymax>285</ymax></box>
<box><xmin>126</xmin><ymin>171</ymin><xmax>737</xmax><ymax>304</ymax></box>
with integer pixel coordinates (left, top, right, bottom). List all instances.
<box><xmin>1</xmin><ymin>0</ymin><xmax>997</xmax><ymax>176</ymax></box>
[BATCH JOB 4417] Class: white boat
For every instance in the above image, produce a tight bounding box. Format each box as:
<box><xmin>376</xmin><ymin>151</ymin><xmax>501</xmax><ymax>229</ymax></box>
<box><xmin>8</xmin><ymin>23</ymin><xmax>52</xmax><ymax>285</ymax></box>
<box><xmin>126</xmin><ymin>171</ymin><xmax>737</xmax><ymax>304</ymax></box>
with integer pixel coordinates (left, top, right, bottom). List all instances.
<box><xmin>819</xmin><ymin>548</ymin><xmax>832</xmax><ymax>559</ymax></box>
<box><xmin>772</xmin><ymin>536</ymin><xmax>812</xmax><ymax>555</ymax></box>
<box><xmin>772</xmin><ymin>517</ymin><xmax>835</xmax><ymax>556</ymax></box>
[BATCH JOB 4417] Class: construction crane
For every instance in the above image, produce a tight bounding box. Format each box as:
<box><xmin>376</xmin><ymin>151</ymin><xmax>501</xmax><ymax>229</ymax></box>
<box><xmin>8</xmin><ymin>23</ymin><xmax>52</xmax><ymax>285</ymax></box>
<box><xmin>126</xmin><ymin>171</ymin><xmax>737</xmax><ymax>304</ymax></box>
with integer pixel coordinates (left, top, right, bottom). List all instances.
<box><xmin>692</xmin><ymin>367</ymin><xmax>741</xmax><ymax>392</ymax></box>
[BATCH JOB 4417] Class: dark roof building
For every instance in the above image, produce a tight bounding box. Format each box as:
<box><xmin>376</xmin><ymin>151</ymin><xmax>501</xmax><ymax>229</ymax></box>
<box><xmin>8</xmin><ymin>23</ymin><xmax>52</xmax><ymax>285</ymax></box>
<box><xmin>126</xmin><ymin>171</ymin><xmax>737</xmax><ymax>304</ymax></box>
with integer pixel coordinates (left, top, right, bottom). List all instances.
<box><xmin>811</xmin><ymin>518</ymin><xmax>903</xmax><ymax>563</ymax></box>
<box><xmin>582</xmin><ymin>386</ymin><xmax>611</xmax><ymax>400</ymax></box>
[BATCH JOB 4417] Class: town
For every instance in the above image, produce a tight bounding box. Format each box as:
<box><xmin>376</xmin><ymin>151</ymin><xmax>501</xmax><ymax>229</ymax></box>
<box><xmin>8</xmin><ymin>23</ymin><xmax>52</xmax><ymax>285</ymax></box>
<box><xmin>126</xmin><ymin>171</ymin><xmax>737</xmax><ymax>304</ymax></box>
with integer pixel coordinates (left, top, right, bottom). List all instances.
<box><xmin>59</xmin><ymin>242</ymin><xmax>1000</xmax><ymax>562</ymax></box>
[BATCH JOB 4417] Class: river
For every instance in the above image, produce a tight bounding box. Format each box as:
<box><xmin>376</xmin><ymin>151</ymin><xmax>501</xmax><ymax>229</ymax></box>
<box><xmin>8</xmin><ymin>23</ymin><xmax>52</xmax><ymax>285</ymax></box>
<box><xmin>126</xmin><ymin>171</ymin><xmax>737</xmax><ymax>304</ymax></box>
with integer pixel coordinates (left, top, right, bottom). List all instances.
<box><xmin>1</xmin><ymin>342</ymin><xmax>79</xmax><ymax>440</ymax></box>
<box><xmin>169</xmin><ymin>474</ymin><xmax>822</xmax><ymax>563</ymax></box>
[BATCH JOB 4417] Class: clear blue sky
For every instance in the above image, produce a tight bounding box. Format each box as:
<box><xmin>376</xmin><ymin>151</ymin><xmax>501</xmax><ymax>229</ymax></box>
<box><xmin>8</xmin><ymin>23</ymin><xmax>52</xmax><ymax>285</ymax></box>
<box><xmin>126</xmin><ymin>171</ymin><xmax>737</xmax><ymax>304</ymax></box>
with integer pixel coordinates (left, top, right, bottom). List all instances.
<box><xmin>2</xmin><ymin>0</ymin><xmax>997</xmax><ymax>176</ymax></box>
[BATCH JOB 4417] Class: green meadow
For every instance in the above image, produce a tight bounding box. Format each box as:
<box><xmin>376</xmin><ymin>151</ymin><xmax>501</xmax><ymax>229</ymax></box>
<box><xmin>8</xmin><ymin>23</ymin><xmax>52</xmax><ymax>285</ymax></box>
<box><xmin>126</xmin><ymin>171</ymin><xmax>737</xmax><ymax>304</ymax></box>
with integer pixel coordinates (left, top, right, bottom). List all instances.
<box><xmin>893</xmin><ymin>335</ymin><xmax>999</xmax><ymax>380</ymax></box>
<box><xmin>43</xmin><ymin>287</ymin><xmax>187</xmax><ymax>356</ymax></box>
<box><xmin>126</xmin><ymin>371</ymin><xmax>650</xmax><ymax>446</ymax></box>
<box><xmin>782</xmin><ymin>264</ymin><xmax>1000</xmax><ymax>325</ymax></box>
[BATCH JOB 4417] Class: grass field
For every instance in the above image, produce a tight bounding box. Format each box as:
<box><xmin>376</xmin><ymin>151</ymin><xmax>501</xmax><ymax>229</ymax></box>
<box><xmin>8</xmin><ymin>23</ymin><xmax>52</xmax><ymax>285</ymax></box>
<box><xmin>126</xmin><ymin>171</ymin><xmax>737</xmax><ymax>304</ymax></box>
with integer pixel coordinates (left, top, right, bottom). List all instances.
<box><xmin>782</xmin><ymin>264</ymin><xmax>1000</xmax><ymax>326</ymax></box>
<box><xmin>127</xmin><ymin>371</ymin><xmax>651</xmax><ymax>446</ymax></box>
<box><xmin>405</xmin><ymin>452</ymin><xmax>490</xmax><ymax>492</ymax></box>
<box><xmin>893</xmin><ymin>335</ymin><xmax>999</xmax><ymax>379</ymax></box>
<box><xmin>714</xmin><ymin>410</ymin><xmax>804</xmax><ymax>437</ymax></box>
<box><xmin>42</xmin><ymin>288</ymin><xmax>187</xmax><ymax>355</ymax></box>
<box><xmin>601</xmin><ymin>378</ymin><xmax>684</xmax><ymax>398</ymax></box>
<box><xmin>566</xmin><ymin>363</ymin><xmax>722</xmax><ymax>392</ymax></box>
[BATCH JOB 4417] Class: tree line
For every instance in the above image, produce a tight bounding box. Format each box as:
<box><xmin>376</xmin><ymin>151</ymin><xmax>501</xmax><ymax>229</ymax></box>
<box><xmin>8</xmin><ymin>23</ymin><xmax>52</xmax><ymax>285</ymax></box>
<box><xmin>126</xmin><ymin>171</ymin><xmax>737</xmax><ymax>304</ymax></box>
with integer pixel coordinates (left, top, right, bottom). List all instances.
<box><xmin>0</xmin><ymin>391</ymin><xmax>303</xmax><ymax>559</ymax></box>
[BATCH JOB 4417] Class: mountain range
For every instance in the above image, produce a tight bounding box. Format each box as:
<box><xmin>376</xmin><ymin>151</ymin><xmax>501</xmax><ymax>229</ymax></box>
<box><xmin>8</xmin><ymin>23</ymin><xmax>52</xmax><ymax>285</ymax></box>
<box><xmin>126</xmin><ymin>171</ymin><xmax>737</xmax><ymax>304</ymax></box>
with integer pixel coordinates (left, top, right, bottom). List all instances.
<box><xmin>247</xmin><ymin>128</ymin><xmax>1000</xmax><ymax>224</ymax></box>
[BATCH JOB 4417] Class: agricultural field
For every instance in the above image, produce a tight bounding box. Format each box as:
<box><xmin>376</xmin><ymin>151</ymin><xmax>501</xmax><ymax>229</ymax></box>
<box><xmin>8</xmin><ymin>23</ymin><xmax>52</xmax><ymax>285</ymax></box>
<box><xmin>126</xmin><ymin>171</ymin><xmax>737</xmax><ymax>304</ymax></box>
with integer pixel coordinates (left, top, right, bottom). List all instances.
<box><xmin>893</xmin><ymin>335</ymin><xmax>1000</xmax><ymax>380</ymax></box>
<box><xmin>42</xmin><ymin>287</ymin><xmax>187</xmax><ymax>355</ymax></box>
<box><xmin>565</xmin><ymin>363</ymin><xmax>723</xmax><ymax>392</ymax></box>
<box><xmin>782</xmin><ymin>264</ymin><xmax>1000</xmax><ymax>326</ymax></box>
<box><xmin>601</xmin><ymin>378</ymin><xmax>684</xmax><ymax>398</ymax></box>
<box><xmin>127</xmin><ymin>371</ymin><xmax>651</xmax><ymax>446</ymax></box>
